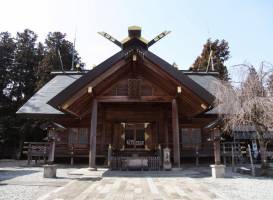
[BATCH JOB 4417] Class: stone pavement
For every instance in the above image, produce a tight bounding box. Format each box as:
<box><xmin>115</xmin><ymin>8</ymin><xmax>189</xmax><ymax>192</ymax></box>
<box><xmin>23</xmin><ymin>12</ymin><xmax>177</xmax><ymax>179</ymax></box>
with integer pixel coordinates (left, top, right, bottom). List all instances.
<box><xmin>38</xmin><ymin>168</ymin><xmax>225</xmax><ymax>200</ymax></box>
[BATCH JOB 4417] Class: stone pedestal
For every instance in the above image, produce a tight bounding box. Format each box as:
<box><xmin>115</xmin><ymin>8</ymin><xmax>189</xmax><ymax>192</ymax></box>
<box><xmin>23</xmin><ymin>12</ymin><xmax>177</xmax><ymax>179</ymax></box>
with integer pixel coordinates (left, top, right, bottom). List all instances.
<box><xmin>210</xmin><ymin>164</ymin><xmax>225</xmax><ymax>178</ymax></box>
<box><xmin>43</xmin><ymin>164</ymin><xmax>57</xmax><ymax>178</ymax></box>
<box><xmin>88</xmin><ymin>167</ymin><xmax>97</xmax><ymax>171</ymax></box>
<box><xmin>163</xmin><ymin>148</ymin><xmax>172</xmax><ymax>170</ymax></box>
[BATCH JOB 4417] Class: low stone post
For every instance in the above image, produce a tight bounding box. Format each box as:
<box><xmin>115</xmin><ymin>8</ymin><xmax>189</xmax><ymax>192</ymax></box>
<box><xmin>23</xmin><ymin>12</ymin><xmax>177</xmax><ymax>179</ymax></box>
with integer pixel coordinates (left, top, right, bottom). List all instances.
<box><xmin>44</xmin><ymin>130</ymin><xmax>57</xmax><ymax>178</ymax></box>
<box><xmin>158</xmin><ymin>144</ymin><xmax>162</xmax><ymax>167</ymax></box>
<box><xmin>210</xmin><ymin>128</ymin><xmax>225</xmax><ymax>178</ymax></box>
<box><xmin>27</xmin><ymin>143</ymin><xmax>31</xmax><ymax>165</ymax></box>
<box><xmin>108</xmin><ymin>144</ymin><xmax>112</xmax><ymax>168</ymax></box>
<box><xmin>43</xmin><ymin>164</ymin><xmax>57</xmax><ymax>178</ymax></box>
<box><xmin>195</xmin><ymin>145</ymin><xmax>199</xmax><ymax>167</ymax></box>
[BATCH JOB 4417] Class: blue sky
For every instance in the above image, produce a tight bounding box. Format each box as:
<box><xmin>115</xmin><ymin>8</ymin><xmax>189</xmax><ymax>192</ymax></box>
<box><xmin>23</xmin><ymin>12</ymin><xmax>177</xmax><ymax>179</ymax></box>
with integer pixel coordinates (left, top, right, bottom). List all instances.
<box><xmin>0</xmin><ymin>0</ymin><xmax>272</xmax><ymax>79</ymax></box>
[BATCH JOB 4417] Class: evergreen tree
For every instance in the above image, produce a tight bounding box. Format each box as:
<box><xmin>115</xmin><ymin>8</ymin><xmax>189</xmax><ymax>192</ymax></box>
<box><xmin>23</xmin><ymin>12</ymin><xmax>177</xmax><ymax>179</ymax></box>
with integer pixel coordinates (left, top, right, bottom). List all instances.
<box><xmin>190</xmin><ymin>39</ymin><xmax>230</xmax><ymax>80</ymax></box>
<box><xmin>0</xmin><ymin>30</ymin><xmax>85</xmax><ymax>158</ymax></box>
<box><xmin>0</xmin><ymin>32</ymin><xmax>15</xmax><ymax>106</ymax></box>
<box><xmin>0</xmin><ymin>32</ymin><xmax>16</xmax><ymax>154</ymax></box>
<box><xmin>8</xmin><ymin>29</ymin><xmax>39</xmax><ymax>103</ymax></box>
<box><xmin>36</xmin><ymin>32</ymin><xmax>84</xmax><ymax>89</ymax></box>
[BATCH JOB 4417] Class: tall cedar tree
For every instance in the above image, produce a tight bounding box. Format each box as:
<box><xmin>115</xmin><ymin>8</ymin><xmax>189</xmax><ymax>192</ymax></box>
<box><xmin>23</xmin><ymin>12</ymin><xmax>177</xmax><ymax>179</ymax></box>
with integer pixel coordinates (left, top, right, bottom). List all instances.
<box><xmin>0</xmin><ymin>30</ymin><xmax>41</xmax><ymax>157</ymax></box>
<box><xmin>0</xmin><ymin>32</ymin><xmax>16</xmax><ymax>152</ymax></box>
<box><xmin>0</xmin><ymin>30</ymin><xmax>84</xmax><ymax>158</ymax></box>
<box><xmin>36</xmin><ymin>32</ymin><xmax>84</xmax><ymax>89</ymax></box>
<box><xmin>190</xmin><ymin>39</ymin><xmax>230</xmax><ymax>80</ymax></box>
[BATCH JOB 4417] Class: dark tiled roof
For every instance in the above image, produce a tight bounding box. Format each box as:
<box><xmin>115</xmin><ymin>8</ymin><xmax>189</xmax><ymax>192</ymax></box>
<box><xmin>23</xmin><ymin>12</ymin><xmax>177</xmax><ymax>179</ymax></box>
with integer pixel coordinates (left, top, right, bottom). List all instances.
<box><xmin>16</xmin><ymin>74</ymin><xmax>81</xmax><ymax>116</ymax></box>
<box><xmin>48</xmin><ymin>50</ymin><xmax>126</xmax><ymax>108</ymax></box>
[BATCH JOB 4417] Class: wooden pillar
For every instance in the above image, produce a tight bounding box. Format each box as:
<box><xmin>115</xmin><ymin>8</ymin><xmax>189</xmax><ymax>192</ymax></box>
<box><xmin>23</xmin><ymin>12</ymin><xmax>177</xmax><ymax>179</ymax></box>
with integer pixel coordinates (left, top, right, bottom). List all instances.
<box><xmin>213</xmin><ymin>128</ymin><xmax>221</xmax><ymax>165</ymax></box>
<box><xmin>49</xmin><ymin>140</ymin><xmax>56</xmax><ymax>164</ymax></box>
<box><xmin>172</xmin><ymin>99</ymin><xmax>181</xmax><ymax>167</ymax></box>
<box><xmin>89</xmin><ymin>99</ymin><xmax>98</xmax><ymax>169</ymax></box>
<box><xmin>164</xmin><ymin>110</ymin><xmax>169</xmax><ymax>148</ymax></box>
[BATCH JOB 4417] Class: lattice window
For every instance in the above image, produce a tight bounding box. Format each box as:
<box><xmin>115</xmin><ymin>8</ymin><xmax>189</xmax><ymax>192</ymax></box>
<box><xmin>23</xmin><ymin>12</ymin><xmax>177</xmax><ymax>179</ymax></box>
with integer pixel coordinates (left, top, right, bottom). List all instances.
<box><xmin>78</xmin><ymin>128</ymin><xmax>88</xmax><ymax>144</ymax></box>
<box><xmin>181</xmin><ymin>128</ymin><xmax>201</xmax><ymax>147</ymax></box>
<box><xmin>68</xmin><ymin>128</ymin><xmax>88</xmax><ymax>144</ymax></box>
<box><xmin>128</xmin><ymin>79</ymin><xmax>141</xmax><ymax>98</ymax></box>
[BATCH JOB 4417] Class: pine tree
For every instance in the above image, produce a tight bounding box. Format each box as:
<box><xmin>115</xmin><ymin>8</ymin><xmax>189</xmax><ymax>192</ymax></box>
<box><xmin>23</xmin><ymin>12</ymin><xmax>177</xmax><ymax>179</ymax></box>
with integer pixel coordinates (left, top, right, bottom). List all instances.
<box><xmin>0</xmin><ymin>30</ymin><xmax>85</xmax><ymax>158</ymax></box>
<box><xmin>0</xmin><ymin>32</ymin><xmax>16</xmax><ymax>153</ymax></box>
<box><xmin>9</xmin><ymin>29</ymin><xmax>39</xmax><ymax>103</ymax></box>
<box><xmin>36</xmin><ymin>32</ymin><xmax>84</xmax><ymax>89</ymax></box>
<box><xmin>190</xmin><ymin>39</ymin><xmax>230</xmax><ymax>80</ymax></box>
<box><xmin>0</xmin><ymin>32</ymin><xmax>15</xmax><ymax>107</ymax></box>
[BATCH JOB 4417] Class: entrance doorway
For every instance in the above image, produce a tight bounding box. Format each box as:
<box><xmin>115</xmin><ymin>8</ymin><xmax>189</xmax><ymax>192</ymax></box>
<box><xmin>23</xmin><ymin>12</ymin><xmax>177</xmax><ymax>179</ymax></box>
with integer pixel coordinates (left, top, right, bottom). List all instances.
<box><xmin>124</xmin><ymin>123</ymin><xmax>146</xmax><ymax>149</ymax></box>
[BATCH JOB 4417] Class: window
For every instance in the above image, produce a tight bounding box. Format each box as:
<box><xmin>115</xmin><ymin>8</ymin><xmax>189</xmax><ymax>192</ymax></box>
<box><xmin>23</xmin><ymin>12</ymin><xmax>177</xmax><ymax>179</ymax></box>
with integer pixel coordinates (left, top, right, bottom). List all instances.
<box><xmin>124</xmin><ymin>123</ymin><xmax>146</xmax><ymax>149</ymax></box>
<box><xmin>68</xmin><ymin>128</ymin><xmax>78</xmax><ymax>144</ymax></box>
<box><xmin>181</xmin><ymin>128</ymin><xmax>201</xmax><ymax>147</ymax></box>
<box><xmin>78</xmin><ymin>128</ymin><xmax>88</xmax><ymax>144</ymax></box>
<box><xmin>128</xmin><ymin>79</ymin><xmax>141</xmax><ymax>98</ymax></box>
<box><xmin>68</xmin><ymin>128</ymin><xmax>88</xmax><ymax>145</ymax></box>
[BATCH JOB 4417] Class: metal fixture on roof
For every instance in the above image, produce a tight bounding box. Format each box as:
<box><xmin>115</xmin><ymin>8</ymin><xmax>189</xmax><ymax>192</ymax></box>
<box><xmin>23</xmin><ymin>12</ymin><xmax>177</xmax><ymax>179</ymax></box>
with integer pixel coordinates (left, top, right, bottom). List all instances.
<box><xmin>206</xmin><ymin>48</ymin><xmax>215</xmax><ymax>72</ymax></box>
<box><xmin>57</xmin><ymin>49</ymin><xmax>64</xmax><ymax>72</ymax></box>
<box><xmin>147</xmin><ymin>30</ymin><xmax>171</xmax><ymax>47</ymax></box>
<box><xmin>98</xmin><ymin>31</ymin><xmax>123</xmax><ymax>48</ymax></box>
<box><xmin>98</xmin><ymin>26</ymin><xmax>171</xmax><ymax>49</ymax></box>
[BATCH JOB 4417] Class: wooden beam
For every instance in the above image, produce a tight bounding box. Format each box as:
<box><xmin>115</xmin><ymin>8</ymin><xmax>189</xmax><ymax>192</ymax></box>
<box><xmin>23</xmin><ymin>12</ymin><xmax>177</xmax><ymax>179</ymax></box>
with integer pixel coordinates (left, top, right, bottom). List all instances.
<box><xmin>89</xmin><ymin>99</ymin><xmax>98</xmax><ymax>169</ymax></box>
<box><xmin>143</xmin><ymin>59</ymin><xmax>208</xmax><ymax>108</ymax></box>
<box><xmin>213</xmin><ymin>128</ymin><xmax>221</xmax><ymax>165</ymax></box>
<box><xmin>62</xmin><ymin>60</ymin><xmax>127</xmax><ymax>109</ymax></box>
<box><xmin>172</xmin><ymin>98</ymin><xmax>181</xmax><ymax>167</ymax></box>
<box><xmin>97</xmin><ymin>95</ymin><xmax>173</xmax><ymax>102</ymax></box>
<box><xmin>164</xmin><ymin>109</ymin><xmax>169</xmax><ymax>147</ymax></box>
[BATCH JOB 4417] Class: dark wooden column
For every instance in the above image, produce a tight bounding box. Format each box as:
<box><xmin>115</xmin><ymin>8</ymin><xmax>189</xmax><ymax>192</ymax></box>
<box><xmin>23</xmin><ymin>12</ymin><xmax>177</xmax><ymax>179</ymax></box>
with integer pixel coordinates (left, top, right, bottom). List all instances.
<box><xmin>213</xmin><ymin>128</ymin><xmax>221</xmax><ymax>165</ymax></box>
<box><xmin>89</xmin><ymin>99</ymin><xmax>98</xmax><ymax>169</ymax></box>
<box><xmin>172</xmin><ymin>98</ymin><xmax>181</xmax><ymax>167</ymax></box>
<box><xmin>164</xmin><ymin>109</ymin><xmax>169</xmax><ymax>147</ymax></box>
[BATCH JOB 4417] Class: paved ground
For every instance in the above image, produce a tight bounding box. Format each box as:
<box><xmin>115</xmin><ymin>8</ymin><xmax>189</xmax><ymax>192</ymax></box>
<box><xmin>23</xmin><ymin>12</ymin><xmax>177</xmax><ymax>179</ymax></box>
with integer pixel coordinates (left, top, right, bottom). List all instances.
<box><xmin>1</xmin><ymin>160</ymin><xmax>273</xmax><ymax>200</ymax></box>
<box><xmin>0</xmin><ymin>160</ymin><xmax>83</xmax><ymax>200</ymax></box>
<box><xmin>39</xmin><ymin>170</ymin><xmax>224</xmax><ymax>200</ymax></box>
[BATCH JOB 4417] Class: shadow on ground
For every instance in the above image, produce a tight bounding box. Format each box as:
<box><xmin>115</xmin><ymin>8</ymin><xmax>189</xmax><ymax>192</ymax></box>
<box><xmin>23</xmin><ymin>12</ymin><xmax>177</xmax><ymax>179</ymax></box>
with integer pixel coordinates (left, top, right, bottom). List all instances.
<box><xmin>101</xmin><ymin>167</ymin><xmax>212</xmax><ymax>178</ymax></box>
<box><xmin>0</xmin><ymin>169</ymin><xmax>39</xmax><ymax>181</ymax></box>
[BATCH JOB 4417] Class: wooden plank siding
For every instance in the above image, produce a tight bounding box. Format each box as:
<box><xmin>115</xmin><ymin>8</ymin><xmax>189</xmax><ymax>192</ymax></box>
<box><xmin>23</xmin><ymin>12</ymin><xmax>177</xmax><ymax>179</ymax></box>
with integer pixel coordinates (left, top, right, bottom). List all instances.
<box><xmin>49</xmin><ymin>102</ymin><xmax>215</xmax><ymax>166</ymax></box>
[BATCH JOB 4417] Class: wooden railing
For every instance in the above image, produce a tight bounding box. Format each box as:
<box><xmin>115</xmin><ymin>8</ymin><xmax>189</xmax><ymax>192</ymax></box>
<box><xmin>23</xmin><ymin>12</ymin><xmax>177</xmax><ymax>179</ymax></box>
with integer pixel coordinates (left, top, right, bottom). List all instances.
<box><xmin>221</xmin><ymin>142</ymin><xmax>243</xmax><ymax>165</ymax></box>
<box><xmin>110</xmin><ymin>156</ymin><xmax>161</xmax><ymax>171</ymax></box>
<box><xmin>23</xmin><ymin>142</ymin><xmax>89</xmax><ymax>165</ymax></box>
<box><xmin>23</xmin><ymin>142</ymin><xmax>50</xmax><ymax>164</ymax></box>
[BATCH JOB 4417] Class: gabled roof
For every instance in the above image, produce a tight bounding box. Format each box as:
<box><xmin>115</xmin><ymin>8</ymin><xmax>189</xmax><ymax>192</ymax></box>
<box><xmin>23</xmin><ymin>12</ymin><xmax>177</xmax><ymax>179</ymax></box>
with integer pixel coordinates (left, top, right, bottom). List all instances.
<box><xmin>17</xmin><ymin>71</ymin><xmax>218</xmax><ymax>116</ymax></box>
<box><xmin>48</xmin><ymin>50</ymin><xmax>127</xmax><ymax>108</ymax></box>
<box><xmin>18</xmin><ymin>26</ymin><xmax>218</xmax><ymax>116</ymax></box>
<box><xmin>143</xmin><ymin>51</ymin><xmax>215</xmax><ymax>103</ymax></box>
<box><xmin>47</xmin><ymin>49</ymin><xmax>215</xmax><ymax>109</ymax></box>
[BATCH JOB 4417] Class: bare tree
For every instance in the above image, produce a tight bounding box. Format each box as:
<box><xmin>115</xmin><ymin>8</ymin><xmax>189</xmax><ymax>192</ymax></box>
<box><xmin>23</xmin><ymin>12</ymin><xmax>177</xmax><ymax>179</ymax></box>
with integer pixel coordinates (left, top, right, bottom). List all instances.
<box><xmin>214</xmin><ymin>62</ymin><xmax>273</xmax><ymax>168</ymax></box>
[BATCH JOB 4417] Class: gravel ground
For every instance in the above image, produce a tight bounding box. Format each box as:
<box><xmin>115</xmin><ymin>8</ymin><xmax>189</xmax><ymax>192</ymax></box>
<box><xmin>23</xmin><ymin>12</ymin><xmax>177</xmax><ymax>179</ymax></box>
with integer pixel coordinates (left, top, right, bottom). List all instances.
<box><xmin>198</xmin><ymin>168</ymin><xmax>273</xmax><ymax>200</ymax></box>
<box><xmin>0</xmin><ymin>160</ymin><xmax>83</xmax><ymax>200</ymax></box>
<box><xmin>1</xmin><ymin>160</ymin><xmax>272</xmax><ymax>200</ymax></box>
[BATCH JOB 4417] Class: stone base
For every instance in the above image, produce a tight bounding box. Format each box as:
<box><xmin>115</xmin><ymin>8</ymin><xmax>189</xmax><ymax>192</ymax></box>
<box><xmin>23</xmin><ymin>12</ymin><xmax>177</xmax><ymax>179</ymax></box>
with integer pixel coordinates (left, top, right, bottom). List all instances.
<box><xmin>163</xmin><ymin>162</ymin><xmax>172</xmax><ymax>171</ymax></box>
<box><xmin>172</xmin><ymin>167</ymin><xmax>182</xmax><ymax>171</ymax></box>
<box><xmin>210</xmin><ymin>164</ymin><xmax>225</xmax><ymax>178</ymax></box>
<box><xmin>88</xmin><ymin>167</ymin><xmax>97</xmax><ymax>171</ymax></box>
<box><xmin>43</xmin><ymin>164</ymin><xmax>57</xmax><ymax>178</ymax></box>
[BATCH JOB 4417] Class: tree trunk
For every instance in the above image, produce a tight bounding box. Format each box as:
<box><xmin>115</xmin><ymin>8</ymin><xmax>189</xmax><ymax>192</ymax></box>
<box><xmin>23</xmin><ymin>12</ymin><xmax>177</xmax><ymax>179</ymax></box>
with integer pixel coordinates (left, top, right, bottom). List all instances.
<box><xmin>255</xmin><ymin>126</ymin><xmax>268</xmax><ymax>168</ymax></box>
<box><xmin>258</xmin><ymin>137</ymin><xmax>268</xmax><ymax>168</ymax></box>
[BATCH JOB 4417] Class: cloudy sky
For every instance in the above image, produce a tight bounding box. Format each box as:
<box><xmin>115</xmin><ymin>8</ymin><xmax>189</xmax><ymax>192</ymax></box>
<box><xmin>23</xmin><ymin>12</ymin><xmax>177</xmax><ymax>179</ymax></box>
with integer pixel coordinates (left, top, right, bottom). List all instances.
<box><xmin>1</xmin><ymin>0</ymin><xmax>272</xmax><ymax>79</ymax></box>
